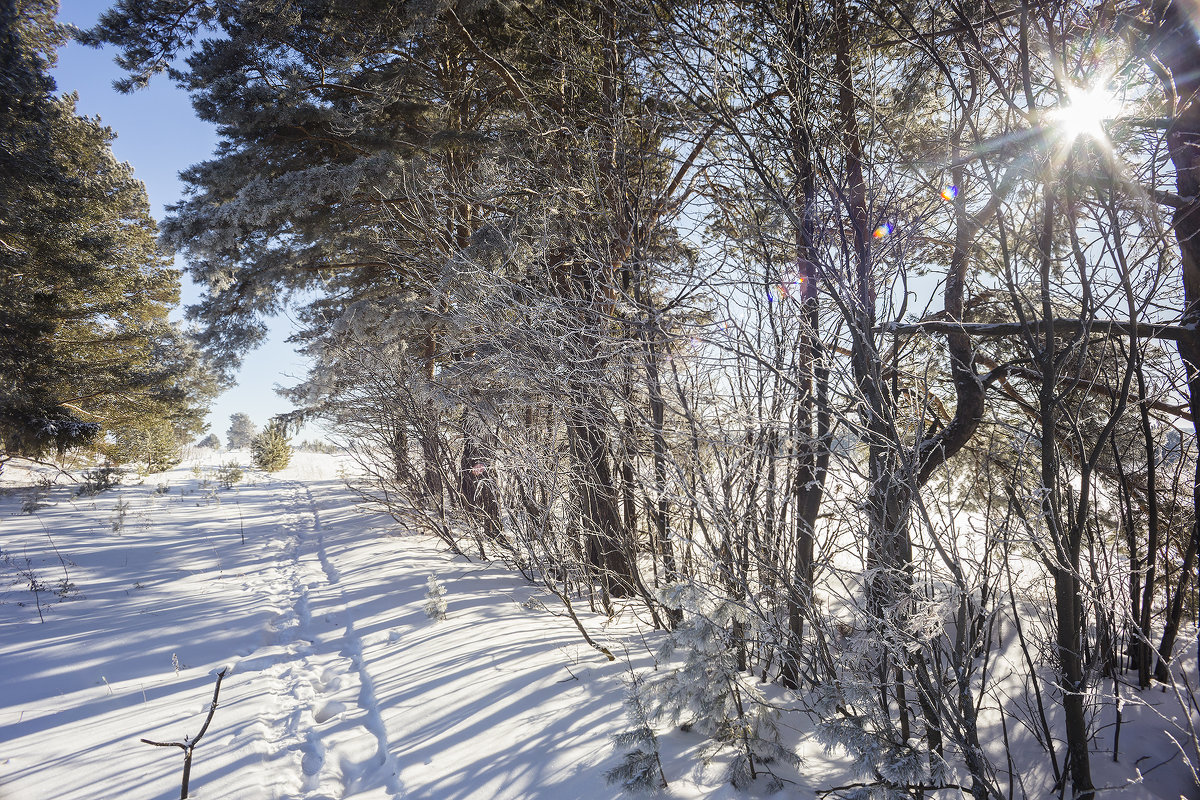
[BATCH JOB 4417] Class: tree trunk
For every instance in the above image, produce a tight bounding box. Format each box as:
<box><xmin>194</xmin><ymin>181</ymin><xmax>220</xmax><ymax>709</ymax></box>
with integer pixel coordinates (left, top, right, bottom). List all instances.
<box><xmin>1038</xmin><ymin>182</ymin><xmax>1094</xmax><ymax>800</ymax></box>
<box><xmin>1148</xmin><ymin>0</ymin><xmax>1200</xmax><ymax>686</ymax></box>
<box><xmin>642</xmin><ymin>307</ymin><xmax>680</xmax><ymax>601</ymax></box>
<box><xmin>420</xmin><ymin>330</ymin><xmax>443</xmax><ymax>501</ymax></box>
<box><xmin>1155</xmin><ymin>521</ymin><xmax>1199</xmax><ymax>683</ymax></box>
<box><xmin>567</xmin><ymin>390</ymin><xmax>637</xmax><ymax>602</ymax></box>
<box><xmin>458</xmin><ymin>431</ymin><xmax>501</xmax><ymax>543</ymax></box>
<box><xmin>778</xmin><ymin>0</ymin><xmax>832</xmax><ymax>691</ymax></box>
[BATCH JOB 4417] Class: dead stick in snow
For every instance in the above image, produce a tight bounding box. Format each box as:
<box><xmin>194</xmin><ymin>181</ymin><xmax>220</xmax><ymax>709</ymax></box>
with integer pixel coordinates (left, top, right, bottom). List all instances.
<box><xmin>141</xmin><ymin>667</ymin><xmax>228</xmax><ymax>799</ymax></box>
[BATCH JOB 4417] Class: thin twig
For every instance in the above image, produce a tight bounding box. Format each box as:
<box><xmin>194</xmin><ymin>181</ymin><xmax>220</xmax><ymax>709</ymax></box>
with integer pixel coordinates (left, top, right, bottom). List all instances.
<box><xmin>141</xmin><ymin>667</ymin><xmax>228</xmax><ymax>799</ymax></box>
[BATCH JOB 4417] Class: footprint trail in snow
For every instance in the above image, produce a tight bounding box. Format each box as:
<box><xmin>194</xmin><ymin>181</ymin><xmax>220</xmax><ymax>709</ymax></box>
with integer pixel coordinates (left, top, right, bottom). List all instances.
<box><xmin>242</xmin><ymin>479</ymin><xmax>403</xmax><ymax>800</ymax></box>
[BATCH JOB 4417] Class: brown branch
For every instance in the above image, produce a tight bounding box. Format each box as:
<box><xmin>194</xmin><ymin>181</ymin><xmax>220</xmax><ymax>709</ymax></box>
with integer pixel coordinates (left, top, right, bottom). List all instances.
<box><xmin>980</xmin><ymin>360</ymin><xmax>1192</xmax><ymax>422</ymax></box>
<box><xmin>447</xmin><ymin>8</ymin><xmax>537</xmax><ymax>118</ymax></box>
<box><xmin>880</xmin><ymin>318</ymin><xmax>1194</xmax><ymax>343</ymax></box>
<box><xmin>652</xmin><ymin>88</ymin><xmax>788</xmax><ymax>223</ymax></box>
<box><xmin>141</xmin><ymin>667</ymin><xmax>228</xmax><ymax>800</ymax></box>
<box><xmin>875</xmin><ymin>2</ymin><xmax>1048</xmax><ymax>47</ymax></box>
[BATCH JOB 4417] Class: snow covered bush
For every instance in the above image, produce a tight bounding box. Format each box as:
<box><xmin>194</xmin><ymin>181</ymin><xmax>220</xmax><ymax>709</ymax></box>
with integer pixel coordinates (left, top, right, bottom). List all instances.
<box><xmin>424</xmin><ymin>575</ymin><xmax>447</xmax><ymax>621</ymax></box>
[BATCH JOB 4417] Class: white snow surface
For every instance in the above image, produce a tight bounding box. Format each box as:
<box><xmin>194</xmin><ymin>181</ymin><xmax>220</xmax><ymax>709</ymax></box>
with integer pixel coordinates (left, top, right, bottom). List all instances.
<box><xmin>0</xmin><ymin>452</ymin><xmax>1196</xmax><ymax>799</ymax></box>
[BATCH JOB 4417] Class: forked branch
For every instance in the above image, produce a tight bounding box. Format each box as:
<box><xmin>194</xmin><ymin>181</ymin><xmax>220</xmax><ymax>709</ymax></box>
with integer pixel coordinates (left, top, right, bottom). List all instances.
<box><xmin>141</xmin><ymin>667</ymin><xmax>229</xmax><ymax>799</ymax></box>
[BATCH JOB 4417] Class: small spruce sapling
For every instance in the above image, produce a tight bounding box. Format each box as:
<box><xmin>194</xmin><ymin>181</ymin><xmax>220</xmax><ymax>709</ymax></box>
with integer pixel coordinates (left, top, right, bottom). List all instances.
<box><xmin>215</xmin><ymin>463</ymin><xmax>243</xmax><ymax>489</ymax></box>
<box><xmin>424</xmin><ymin>575</ymin><xmax>448</xmax><ymax>621</ymax></box>
<box><xmin>111</xmin><ymin>497</ymin><xmax>129</xmax><ymax>534</ymax></box>
<box><xmin>78</xmin><ymin>465</ymin><xmax>123</xmax><ymax>496</ymax></box>
<box><xmin>250</xmin><ymin>422</ymin><xmax>291</xmax><ymax>472</ymax></box>
<box><xmin>648</xmin><ymin>583</ymin><xmax>800</xmax><ymax>792</ymax></box>
<box><xmin>606</xmin><ymin>668</ymin><xmax>669</xmax><ymax>793</ymax></box>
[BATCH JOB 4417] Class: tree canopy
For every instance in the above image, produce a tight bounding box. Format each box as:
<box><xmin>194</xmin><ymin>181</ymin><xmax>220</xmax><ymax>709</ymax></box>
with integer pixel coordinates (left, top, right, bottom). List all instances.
<box><xmin>83</xmin><ymin>1</ymin><xmax>1200</xmax><ymax>797</ymax></box>
<box><xmin>0</xmin><ymin>0</ymin><xmax>215</xmax><ymax>462</ymax></box>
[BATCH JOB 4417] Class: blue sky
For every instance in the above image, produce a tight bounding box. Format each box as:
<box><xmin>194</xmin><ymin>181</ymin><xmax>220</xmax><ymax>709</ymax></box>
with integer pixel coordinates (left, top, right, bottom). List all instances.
<box><xmin>52</xmin><ymin>2</ymin><xmax>320</xmax><ymax>442</ymax></box>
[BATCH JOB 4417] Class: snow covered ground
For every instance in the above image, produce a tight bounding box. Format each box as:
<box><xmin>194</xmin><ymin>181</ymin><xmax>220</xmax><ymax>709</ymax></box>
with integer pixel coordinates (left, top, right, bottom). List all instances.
<box><xmin>0</xmin><ymin>452</ymin><xmax>1196</xmax><ymax>799</ymax></box>
<box><xmin>0</xmin><ymin>453</ymin><xmax>744</xmax><ymax>799</ymax></box>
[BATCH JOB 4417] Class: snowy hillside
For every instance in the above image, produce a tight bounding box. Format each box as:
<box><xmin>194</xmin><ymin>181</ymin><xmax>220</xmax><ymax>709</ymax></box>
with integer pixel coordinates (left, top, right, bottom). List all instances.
<box><xmin>0</xmin><ymin>453</ymin><xmax>1196</xmax><ymax>799</ymax></box>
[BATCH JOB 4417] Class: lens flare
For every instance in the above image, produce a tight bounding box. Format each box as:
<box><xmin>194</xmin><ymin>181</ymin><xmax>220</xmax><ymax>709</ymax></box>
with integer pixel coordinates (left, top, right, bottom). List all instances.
<box><xmin>941</xmin><ymin>186</ymin><xmax>958</xmax><ymax>201</ymax></box>
<box><xmin>1054</xmin><ymin>85</ymin><xmax>1120</xmax><ymax>140</ymax></box>
<box><xmin>776</xmin><ymin>274</ymin><xmax>805</xmax><ymax>299</ymax></box>
<box><xmin>873</xmin><ymin>223</ymin><xmax>892</xmax><ymax>239</ymax></box>
<box><xmin>772</xmin><ymin>260</ymin><xmax>816</xmax><ymax>302</ymax></box>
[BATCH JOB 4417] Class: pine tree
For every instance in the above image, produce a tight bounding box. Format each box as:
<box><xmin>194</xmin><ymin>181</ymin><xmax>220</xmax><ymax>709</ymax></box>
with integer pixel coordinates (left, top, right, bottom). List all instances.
<box><xmin>225</xmin><ymin>413</ymin><xmax>256</xmax><ymax>449</ymax></box>
<box><xmin>606</xmin><ymin>668</ymin><xmax>668</xmax><ymax>794</ymax></box>
<box><xmin>110</xmin><ymin>420</ymin><xmax>183</xmax><ymax>473</ymax></box>
<box><xmin>0</xmin><ymin>0</ymin><xmax>213</xmax><ymax>462</ymax></box>
<box><xmin>647</xmin><ymin>585</ymin><xmax>800</xmax><ymax>792</ymax></box>
<box><xmin>84</xmin><ymin>0</ymin><xmax>535</xmax><ymax>377</ymax></box>
<box><xmin>84</xmin><ymin>0</ymin><xmax>680</xmax><ymax>595</ymax></box>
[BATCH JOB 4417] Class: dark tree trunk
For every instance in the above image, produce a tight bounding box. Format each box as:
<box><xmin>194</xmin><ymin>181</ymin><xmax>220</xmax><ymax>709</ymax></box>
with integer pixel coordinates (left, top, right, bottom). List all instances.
<box><xmin>1134</xmin><ymin>363</ymin><xmax>1161</xmax><ymax>688</ymax></box>
<box><xmin>458</xmin><ymin>432</ymin><xmax>501</xmax><ymax>543</ymax></box>
<box><xmin>391</xmin><ymin>426</ymin><xmax>410</xmax><ymax>483</ymax></box>
<box><xmin>642</xmin><ymin>307</ymin><xmax>680</xmax><ymax>604</ymax></box>
<box><xmin>1156</xmin><ymin>522</ymin><xmax>1199</xmax><ymax>683</ymax></box>
<box><xmin>779</xmin><ymin>0</ymin><xmax>830</xmax><ymax>690</ymax></box>
<box><xmin>1148</xmin><ymin>0</ymin><xmax>1200</xmax><ymax>685</ymax></box>
<box><xmin>567</xmin><ymin>390</ymin><xmax>637</xmax><ymax>602</ymax></box>
<box><xmin>420</xmin><ymin>330</ymin><xmax>443</xmax><ymax>501</ymax></box>
<box><xmin>1038</xmin><ymin>182</ymin><xmax>1094</xmax><ymax>800</ymax></box>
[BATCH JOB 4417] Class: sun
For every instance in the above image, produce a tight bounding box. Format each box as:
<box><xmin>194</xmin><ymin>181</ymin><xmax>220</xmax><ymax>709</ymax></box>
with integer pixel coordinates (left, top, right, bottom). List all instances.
<box><xmin>1053</xmin><ymin>84</ymin><xmax>1121</xmax><ymax>140</ymax></box>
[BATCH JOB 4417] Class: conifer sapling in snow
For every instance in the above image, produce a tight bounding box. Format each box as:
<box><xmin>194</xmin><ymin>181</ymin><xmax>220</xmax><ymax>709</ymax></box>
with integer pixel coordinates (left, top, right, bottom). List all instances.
<box><xmin>215</xmin><ymin>463</ymin><xmax>243</xmax><ymax>489</ymax></box>
<box><xmin>250</xmin><ymin>422</ymin><xmax>291</xmax><ymax>472</ymax></box>
<box><xmin>424</xmin><ymin>575</ymin><xmax>447</xmax><ymax>621</ymax></box>
<box><xmin>647</xmin><ymin>583</ymin><xmax>800</xmax><ymax>792</ymax></box>
<box><xmin>606</xmin><ymin>668</ymin><xmax>668</xmax><ymax>794</ymax></box>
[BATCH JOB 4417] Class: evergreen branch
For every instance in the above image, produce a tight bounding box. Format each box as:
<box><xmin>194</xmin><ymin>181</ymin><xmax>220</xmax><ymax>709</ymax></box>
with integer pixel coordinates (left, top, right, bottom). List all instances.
<box><xmin>447</xmin><ymin>7</ymin><xmax>537</xmax><ymax>119</ymax></box>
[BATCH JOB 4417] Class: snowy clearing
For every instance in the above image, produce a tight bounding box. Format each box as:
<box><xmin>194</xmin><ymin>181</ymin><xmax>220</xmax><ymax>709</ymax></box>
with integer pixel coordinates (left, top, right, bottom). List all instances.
<box><xmin>0</xmin><ymin>453</ymin><xmax>1195</xmax><ymax>799</ymax></box>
